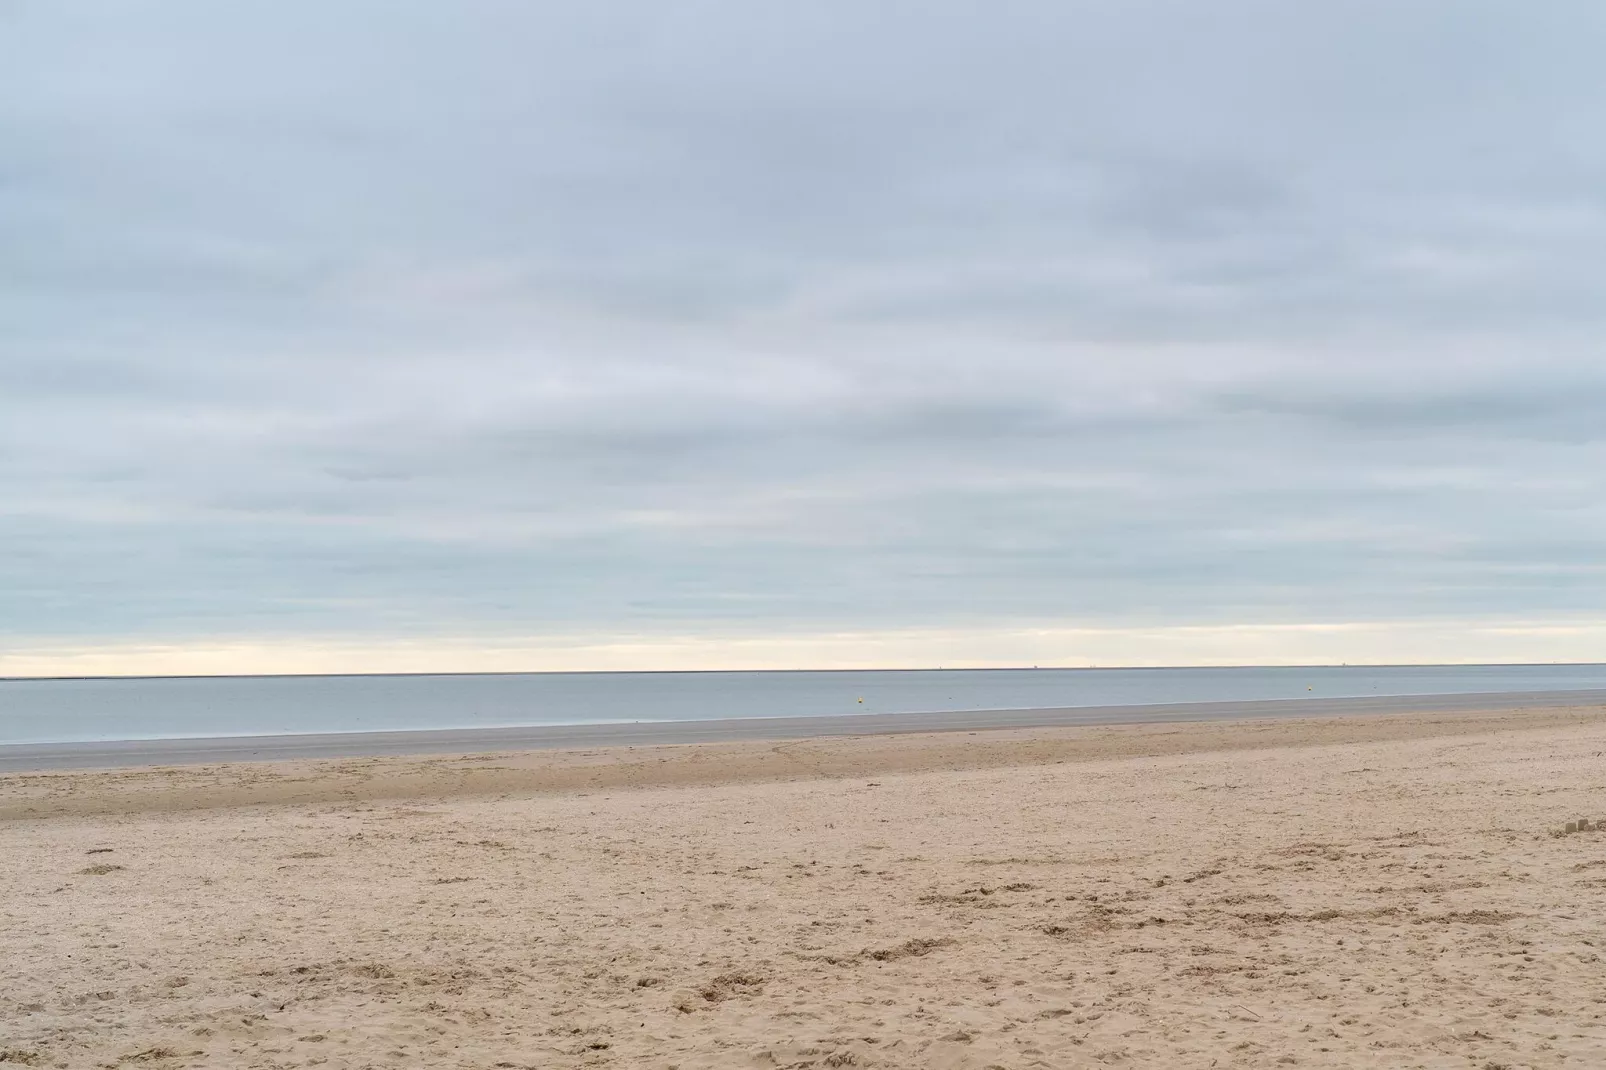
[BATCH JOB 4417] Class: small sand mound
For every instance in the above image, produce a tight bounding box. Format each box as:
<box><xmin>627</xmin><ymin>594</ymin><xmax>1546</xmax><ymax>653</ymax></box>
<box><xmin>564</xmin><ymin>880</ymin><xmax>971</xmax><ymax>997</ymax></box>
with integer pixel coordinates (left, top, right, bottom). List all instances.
<box><xmin>697</xmin><ymin>972</ymin><xmax>765</xmax><ymax>1003</ymax></box>
<box><xmin>866</xmin><ymin>936</ymin><xmax>954</xmax><ymax>961</ymax></box>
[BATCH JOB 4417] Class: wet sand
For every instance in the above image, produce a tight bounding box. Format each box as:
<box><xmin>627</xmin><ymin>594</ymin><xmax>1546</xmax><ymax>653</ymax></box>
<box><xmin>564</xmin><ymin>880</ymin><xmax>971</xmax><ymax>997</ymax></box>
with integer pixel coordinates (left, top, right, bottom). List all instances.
<box><xmin>7</xmin><ymin>687</ymin><xmax>1606</xmax><ymax>772</ymax></box>
<box><xmin>3</xmin><ymin>702</ymin><xmax>1605</xmax><ymax>1068</ymax></box>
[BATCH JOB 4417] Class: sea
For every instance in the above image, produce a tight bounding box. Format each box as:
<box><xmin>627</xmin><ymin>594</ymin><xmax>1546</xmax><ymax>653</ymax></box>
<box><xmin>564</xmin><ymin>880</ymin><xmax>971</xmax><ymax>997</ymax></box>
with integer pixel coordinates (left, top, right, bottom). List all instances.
<box><xmin>3</xmin><ymin>663</ymin><xmax>1606</xmax><ymax>746</ymax></box>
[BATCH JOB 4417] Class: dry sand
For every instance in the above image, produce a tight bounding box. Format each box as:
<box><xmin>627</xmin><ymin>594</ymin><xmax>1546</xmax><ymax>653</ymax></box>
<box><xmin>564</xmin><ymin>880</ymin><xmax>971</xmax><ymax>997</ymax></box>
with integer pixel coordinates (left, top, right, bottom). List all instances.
<box><xmin>3</xmin><ymin>704</ymin><xmax>1606</xmax><ymax>1068</ymax></box>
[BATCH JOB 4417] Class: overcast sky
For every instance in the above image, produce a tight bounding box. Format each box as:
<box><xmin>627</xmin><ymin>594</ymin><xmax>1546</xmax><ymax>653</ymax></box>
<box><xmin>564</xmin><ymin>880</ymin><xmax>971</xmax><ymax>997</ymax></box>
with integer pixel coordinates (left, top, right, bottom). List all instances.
<box><xmin>4</xmin><ymin>2</ymin><xmax>1605</xmax><ymax>674</ymax></box>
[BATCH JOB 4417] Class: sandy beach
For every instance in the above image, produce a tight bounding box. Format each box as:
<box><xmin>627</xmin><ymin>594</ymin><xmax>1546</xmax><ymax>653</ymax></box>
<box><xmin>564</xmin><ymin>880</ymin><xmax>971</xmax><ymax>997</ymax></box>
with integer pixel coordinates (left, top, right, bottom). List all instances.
<box><xmin>4</xmin><ymin>703</ymin><xmax>1606</xmax><ymax>1068</ymax></box>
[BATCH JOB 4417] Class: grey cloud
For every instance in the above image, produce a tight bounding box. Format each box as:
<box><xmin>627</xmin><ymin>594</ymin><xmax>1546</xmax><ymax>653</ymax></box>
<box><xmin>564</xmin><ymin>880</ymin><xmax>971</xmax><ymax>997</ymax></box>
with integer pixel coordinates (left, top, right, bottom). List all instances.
<box><xmin>3</xmin><ymin>2</ymin><xmax>1606</xmax><ymax>653</ymax></box>
<box><xmin>1214</xmin><ymin>380</ymin><xmax>1606</xmax><ymax>441</ymax></box>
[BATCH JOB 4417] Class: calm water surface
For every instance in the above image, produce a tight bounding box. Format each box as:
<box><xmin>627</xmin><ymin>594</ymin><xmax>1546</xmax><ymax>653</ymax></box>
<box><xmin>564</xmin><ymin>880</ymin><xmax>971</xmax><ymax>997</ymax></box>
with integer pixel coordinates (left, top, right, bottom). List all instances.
<box><xmin>3</xmin><ymin>664</ymin><xmax>1606</xmax><ymax>745</ymax></box>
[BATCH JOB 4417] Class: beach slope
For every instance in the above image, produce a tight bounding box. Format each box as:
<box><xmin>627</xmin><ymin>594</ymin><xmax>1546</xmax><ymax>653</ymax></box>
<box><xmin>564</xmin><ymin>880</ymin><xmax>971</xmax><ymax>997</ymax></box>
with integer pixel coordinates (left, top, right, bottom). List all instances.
<box><xmin>3</xmin><ymin>705</ymin><xmax>1604</xmax><ymax>1068</ymax></box>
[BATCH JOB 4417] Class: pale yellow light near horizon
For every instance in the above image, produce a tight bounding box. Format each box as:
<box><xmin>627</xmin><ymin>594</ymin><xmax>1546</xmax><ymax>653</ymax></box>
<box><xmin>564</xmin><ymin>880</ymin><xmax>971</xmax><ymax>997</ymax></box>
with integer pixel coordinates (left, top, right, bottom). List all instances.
<box><xmin>3</xmin><ymin>620</ymin><xmax>1604</xmax><ymax>677</ymax></box>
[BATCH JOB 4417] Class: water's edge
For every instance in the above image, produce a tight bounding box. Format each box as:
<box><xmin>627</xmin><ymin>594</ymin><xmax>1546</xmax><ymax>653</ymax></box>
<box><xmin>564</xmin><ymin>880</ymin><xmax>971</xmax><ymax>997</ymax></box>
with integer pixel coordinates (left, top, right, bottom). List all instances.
<box><xmin>5</xmin><ymin>688</ymin><xmax>1604</xmax><ymax>772</ymax></box>
<box><xmin>8</xmin><ymin>663</ymin><xmax>1606</xmax><ymax>746</ymax></box>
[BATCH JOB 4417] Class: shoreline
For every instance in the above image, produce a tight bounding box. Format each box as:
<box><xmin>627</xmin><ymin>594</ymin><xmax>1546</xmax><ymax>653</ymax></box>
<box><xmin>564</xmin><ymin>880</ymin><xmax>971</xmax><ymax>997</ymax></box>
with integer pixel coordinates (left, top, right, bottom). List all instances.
<box><xmin>3</xmin><ymin>697</ymin><xmax>1603</xmax><ymax>821</ymax></box>
<box><xmin>4</xmin><ymin>686</ymin><xmax>1606</xmax><ymax>773</ymax></box>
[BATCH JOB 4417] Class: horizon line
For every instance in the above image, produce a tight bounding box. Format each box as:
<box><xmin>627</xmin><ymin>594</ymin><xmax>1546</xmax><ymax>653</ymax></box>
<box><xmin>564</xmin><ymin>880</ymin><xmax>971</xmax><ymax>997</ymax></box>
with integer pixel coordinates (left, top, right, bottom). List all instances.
<box><xmin>5</xmin><ymin>659</ymin><xmax>1605</xmax><ymax>684</ymax></box>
